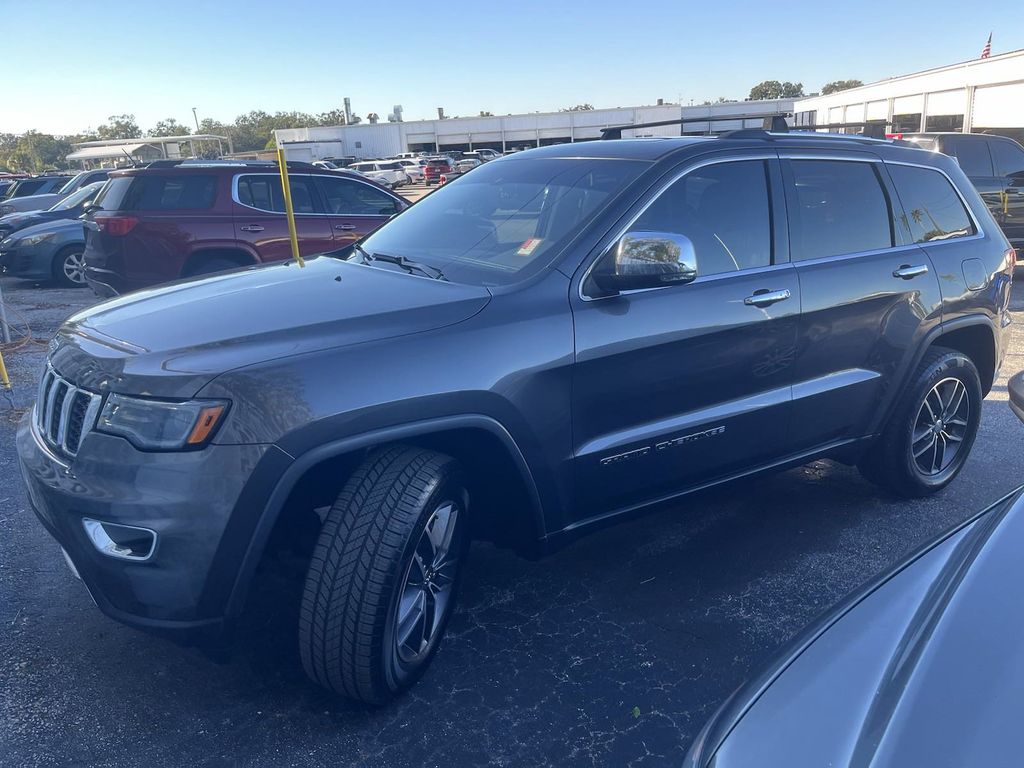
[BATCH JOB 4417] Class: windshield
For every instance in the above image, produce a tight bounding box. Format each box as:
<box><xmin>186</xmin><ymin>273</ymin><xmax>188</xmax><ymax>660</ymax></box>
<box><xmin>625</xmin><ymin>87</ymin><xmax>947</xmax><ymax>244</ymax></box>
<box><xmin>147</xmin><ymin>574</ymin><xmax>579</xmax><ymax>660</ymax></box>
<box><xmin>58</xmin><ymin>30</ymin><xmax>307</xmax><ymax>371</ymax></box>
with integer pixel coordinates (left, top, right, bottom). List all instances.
<box><xmin>48</xmin><ymin>181</ymin><xmax>105</xmax><ymax>211</ymax></box>
<box><xmin>58</xmin><ymin>171</ymin><xmax>89</xmax><ymax>195</ymax></box>
<box><xmin>358</xmin><ymin>157</ymin><xmax>646</xmax><ymax>286</ymax></box>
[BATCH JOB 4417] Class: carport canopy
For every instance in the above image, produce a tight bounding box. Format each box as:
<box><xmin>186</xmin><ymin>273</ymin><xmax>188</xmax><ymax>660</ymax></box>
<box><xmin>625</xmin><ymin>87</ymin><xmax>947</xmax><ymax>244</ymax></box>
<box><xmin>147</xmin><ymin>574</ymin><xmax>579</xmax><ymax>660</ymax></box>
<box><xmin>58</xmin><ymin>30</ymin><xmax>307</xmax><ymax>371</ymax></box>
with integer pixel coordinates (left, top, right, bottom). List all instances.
<box><xmin>66</xmin><ymin>143</ymin><xmax>159</xmax><ymax>162</ymax></box>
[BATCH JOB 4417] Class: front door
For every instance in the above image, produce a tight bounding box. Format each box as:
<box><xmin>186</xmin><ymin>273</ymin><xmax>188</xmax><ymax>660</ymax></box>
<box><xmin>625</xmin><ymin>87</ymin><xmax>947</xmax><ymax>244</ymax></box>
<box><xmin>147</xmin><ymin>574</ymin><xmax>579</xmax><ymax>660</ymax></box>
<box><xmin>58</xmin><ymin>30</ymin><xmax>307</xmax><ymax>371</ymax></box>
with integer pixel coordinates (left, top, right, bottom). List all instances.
<box><xmin>232</xmin><ymin>173</ymin><xmax>334</xmax><ymax>262</ymax></box>
<box><xmin>570</xmin><ymin>156</ymin><xmax>800</xmax><ymax>518</ymax></box>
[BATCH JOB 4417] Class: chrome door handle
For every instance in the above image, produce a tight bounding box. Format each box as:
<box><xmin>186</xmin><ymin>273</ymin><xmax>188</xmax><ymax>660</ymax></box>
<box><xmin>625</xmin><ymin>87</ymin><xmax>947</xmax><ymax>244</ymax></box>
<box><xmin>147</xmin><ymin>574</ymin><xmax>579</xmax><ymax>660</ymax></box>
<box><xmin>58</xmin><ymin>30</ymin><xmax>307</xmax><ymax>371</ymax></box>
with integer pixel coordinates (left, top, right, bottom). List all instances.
<box><xmin>239</xmin><ymin>224</ymin><xmax>264</xmax><ymax>232</ymax></box>
<box><xmin>744</xmin><ymin>289</ymin><xmax>791</xmax><ymax>307</ymax></box>
<box><xmin>893</xmin><ymin>264</ymin><xmax>929</xmax><ymax>279</ymax></box>
<box><xmin>334</xmin><ymin>223</ymin><xmax>357</xmax><ymax>231</ymax></box>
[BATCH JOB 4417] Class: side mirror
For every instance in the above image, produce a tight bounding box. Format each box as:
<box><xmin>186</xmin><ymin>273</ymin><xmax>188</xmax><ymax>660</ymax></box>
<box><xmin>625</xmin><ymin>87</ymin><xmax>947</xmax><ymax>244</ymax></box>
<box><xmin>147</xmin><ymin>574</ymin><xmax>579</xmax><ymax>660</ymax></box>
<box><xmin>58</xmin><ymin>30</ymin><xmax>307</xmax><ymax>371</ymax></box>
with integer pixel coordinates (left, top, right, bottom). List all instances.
<box><xmin>83</xmin><ymin>203</ymin><xmax>101</xmax><ymax>216</ymax></box>
<box><xmin>590</xmin><ymin>231</ymin><xmax>698</xmax><ymax>295</ymax></box>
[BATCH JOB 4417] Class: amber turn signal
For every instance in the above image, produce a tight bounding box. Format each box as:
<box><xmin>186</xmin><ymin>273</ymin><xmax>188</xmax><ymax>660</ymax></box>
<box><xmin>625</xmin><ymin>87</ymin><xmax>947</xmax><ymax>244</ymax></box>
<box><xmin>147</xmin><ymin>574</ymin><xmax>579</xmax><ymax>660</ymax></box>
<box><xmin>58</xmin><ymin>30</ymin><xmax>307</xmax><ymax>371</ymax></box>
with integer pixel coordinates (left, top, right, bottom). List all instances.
<box><xmin>186</xmin><ymin>405</ymin><xmax>226</xmax><ymax>445</ymax></box>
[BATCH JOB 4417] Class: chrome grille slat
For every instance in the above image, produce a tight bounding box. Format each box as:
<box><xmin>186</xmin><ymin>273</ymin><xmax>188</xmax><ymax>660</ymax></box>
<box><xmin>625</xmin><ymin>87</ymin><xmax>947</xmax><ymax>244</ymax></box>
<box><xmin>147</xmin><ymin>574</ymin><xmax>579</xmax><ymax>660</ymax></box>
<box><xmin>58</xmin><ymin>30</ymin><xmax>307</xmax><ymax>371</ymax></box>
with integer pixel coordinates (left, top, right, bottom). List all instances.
<box><xmin>35</xmin><ymin>366</ymin><xmax>101</xmax><ymax>458</ymax></box>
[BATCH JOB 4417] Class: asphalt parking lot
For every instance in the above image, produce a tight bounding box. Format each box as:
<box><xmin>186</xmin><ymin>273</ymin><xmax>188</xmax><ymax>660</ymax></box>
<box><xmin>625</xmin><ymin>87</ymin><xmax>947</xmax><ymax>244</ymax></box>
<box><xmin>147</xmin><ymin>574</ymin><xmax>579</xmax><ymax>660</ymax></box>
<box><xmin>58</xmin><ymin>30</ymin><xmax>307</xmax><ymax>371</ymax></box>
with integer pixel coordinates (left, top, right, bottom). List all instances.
<box><xmin>2</xmin><ymin>274</ymin><xmax>1022</xmax><ymax>768</ymax></box>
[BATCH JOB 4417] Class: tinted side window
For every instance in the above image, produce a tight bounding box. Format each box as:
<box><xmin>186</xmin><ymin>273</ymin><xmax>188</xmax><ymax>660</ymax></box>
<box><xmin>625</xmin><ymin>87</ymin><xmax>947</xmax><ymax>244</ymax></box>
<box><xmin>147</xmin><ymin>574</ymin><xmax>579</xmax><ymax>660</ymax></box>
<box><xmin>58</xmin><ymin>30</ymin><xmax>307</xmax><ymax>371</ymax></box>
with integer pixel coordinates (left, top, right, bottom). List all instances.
<box><xmin>990</xmin><ymin>139</ymin><xmax>1024</xmax><ymax>177</ymax></box>
<box><xmin>788</xmin><ymin>160</ymin><xmax>893</xmax><ymax>261</ymax></box>
<box><xmin>945</xmin><ymin>137</ymin><xmax>994</xmax><ymax>177</ymax></box>
<box><xmin>235</xmin><ymin>175</ymin><xmax>319</xmax><ymax>214</ymax></box>
<box><xmin>316</xmin><ymin>176</ymin><xmax>399</xmax><ymax>216</ymax></box>
<box><xmin>633</xmin><ymin>160</ymin><xmax>772</xmax><ymax>276</ymax></box>
<box><xmin>888</xmin><ymin>164</ymin><xmax>975</xmax><ymax>243</ymax></box>
<box><xmin>124</xmin><ymin>175</ymin><xmax>217</xmax><ymax>210</ymax></box>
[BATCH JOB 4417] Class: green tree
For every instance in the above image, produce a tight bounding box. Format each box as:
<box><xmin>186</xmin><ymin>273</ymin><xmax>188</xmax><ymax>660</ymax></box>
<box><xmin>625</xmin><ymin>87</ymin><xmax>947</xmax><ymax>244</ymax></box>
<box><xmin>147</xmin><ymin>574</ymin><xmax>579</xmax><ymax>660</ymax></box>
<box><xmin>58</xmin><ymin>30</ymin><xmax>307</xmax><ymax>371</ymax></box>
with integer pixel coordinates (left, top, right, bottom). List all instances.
<box><xmin>0</xmin><ymin>131</ymin><xmax>75</xmax><ymax>172</ymax></box>
<box><xmin>747</xmin><ymin>81</ymin><xmax>804</xmax><ymax>100</ymax></box>
<box><xmin>150</xmin><ymin>118</ymin><xmax>190</xmax><ymax>137</ymax></box>
<box><xmin>561</xmin><ymin>103</ymin><xmax>595</xmax><ymax>111</ymax></box>
<box><xmin>96</xmin><ymin>114</ymin><xmax>142</xmax><ymax>140</ymax></box>
<box><xmin>820</xmin><ymin>79</ymin><xmax>864</xmax><ymax>95</ymax></box>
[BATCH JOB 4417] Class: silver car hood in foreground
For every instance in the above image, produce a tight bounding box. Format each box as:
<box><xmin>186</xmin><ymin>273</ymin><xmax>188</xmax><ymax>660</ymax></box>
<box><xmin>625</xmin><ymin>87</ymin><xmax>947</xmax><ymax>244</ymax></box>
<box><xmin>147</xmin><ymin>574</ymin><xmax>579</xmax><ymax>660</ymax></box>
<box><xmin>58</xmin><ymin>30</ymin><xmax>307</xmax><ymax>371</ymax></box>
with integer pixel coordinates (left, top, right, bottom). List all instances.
<box><xmin>688</xmin><ymin>485</ymin><xmax>1024</xmax><ymax>768</ymax></box>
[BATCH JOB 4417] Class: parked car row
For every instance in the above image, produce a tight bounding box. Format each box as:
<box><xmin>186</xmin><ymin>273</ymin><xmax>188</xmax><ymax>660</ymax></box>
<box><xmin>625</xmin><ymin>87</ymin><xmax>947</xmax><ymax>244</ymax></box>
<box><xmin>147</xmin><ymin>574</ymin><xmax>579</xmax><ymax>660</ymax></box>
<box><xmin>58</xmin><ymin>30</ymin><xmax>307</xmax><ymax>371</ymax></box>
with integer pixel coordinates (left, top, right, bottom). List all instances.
<box><xmin>0</xmin><ymin>181</ymin><xmax>106</xmax><ymax>286</ymax></box>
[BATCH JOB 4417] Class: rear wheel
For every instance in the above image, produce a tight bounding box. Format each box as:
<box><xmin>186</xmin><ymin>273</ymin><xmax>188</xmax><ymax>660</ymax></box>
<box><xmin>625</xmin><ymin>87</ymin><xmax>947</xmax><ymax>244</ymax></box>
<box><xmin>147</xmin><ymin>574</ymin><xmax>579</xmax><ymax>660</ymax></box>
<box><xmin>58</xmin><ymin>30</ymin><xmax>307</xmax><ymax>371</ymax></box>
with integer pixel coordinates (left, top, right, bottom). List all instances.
<box><xmin>859</xmin><ymin>347</ymin><xmax>982</xmax><ymax>497</ymax></box>
<box><xmin>299</xmin><ymin>446</ymin><xmax>469</xmax><ymax>704</ymax></box>
<box><xmin>52</xmin><ymin>246</ymin><xmax>87</xmax><ymax>287</ymax></box>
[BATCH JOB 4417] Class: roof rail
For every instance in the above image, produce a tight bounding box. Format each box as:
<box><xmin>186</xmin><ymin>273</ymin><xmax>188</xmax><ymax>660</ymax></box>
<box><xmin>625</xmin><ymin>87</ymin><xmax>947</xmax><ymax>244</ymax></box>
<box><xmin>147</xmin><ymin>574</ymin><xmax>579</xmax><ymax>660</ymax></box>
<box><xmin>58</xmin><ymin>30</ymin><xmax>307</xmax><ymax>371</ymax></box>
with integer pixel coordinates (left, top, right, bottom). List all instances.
<box><xmin>787</xmin><ymin>121</ymin><xmax>889</xmax><ymax>139</ymax></box>
<box><xmin>600</xmin><ymin>112</ymin><xmax>791</xmax><ymax>140</ymax></box>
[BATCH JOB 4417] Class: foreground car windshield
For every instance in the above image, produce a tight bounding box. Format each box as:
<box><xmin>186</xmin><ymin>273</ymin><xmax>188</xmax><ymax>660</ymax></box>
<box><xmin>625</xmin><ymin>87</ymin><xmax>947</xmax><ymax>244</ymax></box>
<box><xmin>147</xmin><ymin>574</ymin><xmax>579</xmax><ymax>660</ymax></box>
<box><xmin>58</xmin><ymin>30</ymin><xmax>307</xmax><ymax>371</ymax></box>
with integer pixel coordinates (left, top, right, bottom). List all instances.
<box><xmin>358</xmin><ymin>157</ymin><xmax>645</xmax><ymax>285</ymax></box>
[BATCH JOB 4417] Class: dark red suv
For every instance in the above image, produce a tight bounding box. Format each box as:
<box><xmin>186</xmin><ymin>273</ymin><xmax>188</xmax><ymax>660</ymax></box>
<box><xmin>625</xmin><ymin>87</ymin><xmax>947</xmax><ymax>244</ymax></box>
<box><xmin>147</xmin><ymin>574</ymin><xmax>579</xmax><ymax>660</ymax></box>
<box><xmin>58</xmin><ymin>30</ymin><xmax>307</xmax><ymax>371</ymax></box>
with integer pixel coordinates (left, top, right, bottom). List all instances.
<box><xmin>82</xmin><ymin>162</ymin><xmax>408</xmax><ymax>296</ymax></box>
<box><xmin>422</xmin><ymin>158</ymin><xmax>453</xmax><ymax>186</ymax></box>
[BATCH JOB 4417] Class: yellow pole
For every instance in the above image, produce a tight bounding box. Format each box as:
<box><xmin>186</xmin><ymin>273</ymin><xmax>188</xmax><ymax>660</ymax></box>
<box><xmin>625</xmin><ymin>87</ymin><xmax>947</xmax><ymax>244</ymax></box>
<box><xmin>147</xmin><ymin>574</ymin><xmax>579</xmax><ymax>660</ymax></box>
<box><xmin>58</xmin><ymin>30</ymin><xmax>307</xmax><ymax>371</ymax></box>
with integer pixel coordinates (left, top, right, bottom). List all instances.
<box><xmin>0</xmin><ymin>348</ymin><xmax>10</xmax><ymax>391</ymax></box>
<box><xmin>277</xmin><ymin>147</ymin><xmax>305</xmax><ymax>268</ymax></box>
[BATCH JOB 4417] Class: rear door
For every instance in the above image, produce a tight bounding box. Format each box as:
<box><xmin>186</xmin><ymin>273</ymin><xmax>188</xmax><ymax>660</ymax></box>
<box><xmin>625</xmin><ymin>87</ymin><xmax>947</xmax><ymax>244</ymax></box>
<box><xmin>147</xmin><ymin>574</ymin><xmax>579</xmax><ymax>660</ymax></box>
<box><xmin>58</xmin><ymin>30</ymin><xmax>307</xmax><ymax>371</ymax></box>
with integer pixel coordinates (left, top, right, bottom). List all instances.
<box><xmin>232</xmin><ymin>173</ymin><xmax>334</xmax><ymax>262</ymax></box>
<box><xmin>989</xmin><ymin>137</ymin><xmax>1024</xmax><ymax>249</ymax></box>
<box><xmin>780</xmin><ymin>153</ymin><xmax>943</xmax><ymax>450</ymax></box>
<box><xmin>313</xmin><ymin>174</ymin><xmax>403</xmax><ymax>247</ymax></box>
<box><xmin>571</xmin><ymin>154</ymin><xmax>801</xmax><ymax>517</ymax></box>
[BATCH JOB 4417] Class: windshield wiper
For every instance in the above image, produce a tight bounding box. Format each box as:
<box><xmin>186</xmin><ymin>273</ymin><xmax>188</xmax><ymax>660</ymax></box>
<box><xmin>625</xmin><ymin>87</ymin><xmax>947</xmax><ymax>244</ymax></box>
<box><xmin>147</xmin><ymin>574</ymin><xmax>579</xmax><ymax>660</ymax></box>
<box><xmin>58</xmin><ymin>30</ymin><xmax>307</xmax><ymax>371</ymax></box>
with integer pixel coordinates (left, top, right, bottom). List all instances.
<box><xmin>350</xmin><ymin>245</ymin><xmax>447</xmax><ymax>281</ymax></box>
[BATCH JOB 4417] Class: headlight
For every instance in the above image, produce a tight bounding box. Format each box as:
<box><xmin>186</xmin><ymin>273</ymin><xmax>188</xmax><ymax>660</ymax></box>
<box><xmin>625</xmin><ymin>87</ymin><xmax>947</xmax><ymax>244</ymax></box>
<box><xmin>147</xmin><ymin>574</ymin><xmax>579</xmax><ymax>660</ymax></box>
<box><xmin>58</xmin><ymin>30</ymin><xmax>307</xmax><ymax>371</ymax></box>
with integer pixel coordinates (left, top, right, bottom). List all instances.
<box><xmin>96</xmin><ymin>394</ymin><xmax>228</xmax><ymax>450</ymax></box>
<box><xmin>19</xmin><ymin>231</ymin><xmax>56</xmax><ymax>247</ymax></box>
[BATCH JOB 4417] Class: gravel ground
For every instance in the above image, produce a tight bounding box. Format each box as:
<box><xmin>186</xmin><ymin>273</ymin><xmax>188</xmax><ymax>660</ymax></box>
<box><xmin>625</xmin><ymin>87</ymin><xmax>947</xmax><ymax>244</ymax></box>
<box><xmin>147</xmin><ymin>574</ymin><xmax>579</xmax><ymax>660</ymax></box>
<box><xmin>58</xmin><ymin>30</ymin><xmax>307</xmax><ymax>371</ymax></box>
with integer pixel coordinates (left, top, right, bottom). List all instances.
<box><xmin>1</xmin><ymin>274</ymin><xmax>1022</xmax><ymax>768</ymax></box>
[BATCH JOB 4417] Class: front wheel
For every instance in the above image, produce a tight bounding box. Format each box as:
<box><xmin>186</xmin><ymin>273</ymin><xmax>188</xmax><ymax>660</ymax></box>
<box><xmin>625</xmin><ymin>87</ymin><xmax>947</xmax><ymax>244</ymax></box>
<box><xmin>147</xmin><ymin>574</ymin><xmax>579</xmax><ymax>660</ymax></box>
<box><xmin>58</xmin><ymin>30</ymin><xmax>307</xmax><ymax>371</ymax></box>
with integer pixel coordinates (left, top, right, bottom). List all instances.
<box><xmin>299</xmin><ymin>446</ymin><xmax>468</xmax><ymax>704</ymax></box>
<box><xmin>859</xmin><ymin>347</ymin><xmax>982</xmax><ymax>497</ymax></box>
<box><xmin>52</xmin><ymin>246</ymin><xmax>87</xmax><ymax>287</ymax></box>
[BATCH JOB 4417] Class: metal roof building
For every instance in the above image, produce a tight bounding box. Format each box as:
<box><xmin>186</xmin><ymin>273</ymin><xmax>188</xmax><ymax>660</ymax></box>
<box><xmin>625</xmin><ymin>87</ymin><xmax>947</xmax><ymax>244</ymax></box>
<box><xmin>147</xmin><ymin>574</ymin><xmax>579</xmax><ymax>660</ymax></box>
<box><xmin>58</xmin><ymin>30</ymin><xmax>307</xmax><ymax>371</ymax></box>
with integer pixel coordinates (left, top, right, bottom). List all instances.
<box><xmin>794</xmin><ymin>48</ymin><xmax>1024</xmax><ymax>140</ymax></box>
<box><xmin>274</xmin><ymin>99</ymin><xmax>794</xmax><ymax>161</ymax></box>
<box><xmin>66</xmin><ymin>134</ymin><xmax>233</xmax><ymax>167</ymax></box>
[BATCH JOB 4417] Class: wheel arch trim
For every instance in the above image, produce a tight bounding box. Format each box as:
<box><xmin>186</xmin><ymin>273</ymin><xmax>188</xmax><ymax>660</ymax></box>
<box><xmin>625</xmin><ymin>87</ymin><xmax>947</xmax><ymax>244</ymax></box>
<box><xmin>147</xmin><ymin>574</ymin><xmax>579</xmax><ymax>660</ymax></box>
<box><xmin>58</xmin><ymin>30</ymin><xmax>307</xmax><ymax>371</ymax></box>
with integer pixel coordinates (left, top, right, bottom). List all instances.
<box><xmin>223</xmin><ymin>413</ymin><xmax>547</xmax><ymax>618</ymax></box>
<box><xmin>868</xmin><ymin>313</ymin><xmax>998</xmax><ymax>436</ymax></box>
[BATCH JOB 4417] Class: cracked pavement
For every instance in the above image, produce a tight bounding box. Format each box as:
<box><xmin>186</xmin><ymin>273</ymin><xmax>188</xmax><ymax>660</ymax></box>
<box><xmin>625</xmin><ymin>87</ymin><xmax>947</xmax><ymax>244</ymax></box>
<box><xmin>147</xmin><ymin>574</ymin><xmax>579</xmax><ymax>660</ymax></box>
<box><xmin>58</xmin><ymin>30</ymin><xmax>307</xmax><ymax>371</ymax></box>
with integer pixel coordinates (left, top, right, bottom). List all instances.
<box><xmin>2</xmin><ymin>275</ymin><xmax>1023</xmax><ymax>767</ymax></box>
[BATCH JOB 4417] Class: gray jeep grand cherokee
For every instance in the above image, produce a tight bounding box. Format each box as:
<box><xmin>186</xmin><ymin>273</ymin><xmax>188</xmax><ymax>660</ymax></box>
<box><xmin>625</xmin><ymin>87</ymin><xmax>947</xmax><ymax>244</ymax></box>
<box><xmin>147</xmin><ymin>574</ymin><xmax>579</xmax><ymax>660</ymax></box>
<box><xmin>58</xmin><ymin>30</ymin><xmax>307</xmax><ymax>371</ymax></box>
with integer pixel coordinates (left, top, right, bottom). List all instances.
<box><xmin>17</xmin><ymin>129</ymin><xmax>1015</xmax><ymax>703</ymax></box>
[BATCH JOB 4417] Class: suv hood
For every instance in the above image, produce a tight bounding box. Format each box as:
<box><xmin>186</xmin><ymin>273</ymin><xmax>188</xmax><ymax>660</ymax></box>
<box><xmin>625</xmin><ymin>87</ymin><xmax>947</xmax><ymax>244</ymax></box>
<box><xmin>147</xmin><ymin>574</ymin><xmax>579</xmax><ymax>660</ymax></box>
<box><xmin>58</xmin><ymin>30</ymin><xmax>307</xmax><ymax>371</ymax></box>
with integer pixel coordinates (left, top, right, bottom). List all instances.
<box><xmin>51</xmin><ymin>256</ymin><xmax>491</xmax><ymax>398</ymax></box>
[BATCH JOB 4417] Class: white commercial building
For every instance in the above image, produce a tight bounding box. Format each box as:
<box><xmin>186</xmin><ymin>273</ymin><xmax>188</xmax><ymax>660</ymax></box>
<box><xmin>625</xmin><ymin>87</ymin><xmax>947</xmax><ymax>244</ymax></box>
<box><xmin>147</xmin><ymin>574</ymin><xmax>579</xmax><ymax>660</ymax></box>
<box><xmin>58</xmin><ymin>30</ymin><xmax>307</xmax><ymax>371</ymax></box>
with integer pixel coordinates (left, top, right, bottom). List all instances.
<box><xmin>274</xmin><ymin>100</ymin><xmax>793</xmax><ymax>161</ymax></box>
<box><xmin>794</xmin><ymin>48</ymin><xmax>1024</xmax><ymax>141</ymax></box>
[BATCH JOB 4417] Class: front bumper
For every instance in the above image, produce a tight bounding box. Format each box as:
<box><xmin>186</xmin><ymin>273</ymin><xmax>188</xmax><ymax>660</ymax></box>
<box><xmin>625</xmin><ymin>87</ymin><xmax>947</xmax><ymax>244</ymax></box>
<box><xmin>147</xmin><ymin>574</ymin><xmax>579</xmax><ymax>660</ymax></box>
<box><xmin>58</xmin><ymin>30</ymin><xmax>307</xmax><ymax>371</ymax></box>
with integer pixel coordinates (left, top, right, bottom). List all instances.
<box><xmin>17</xmin><ymin>410</ymin><xmax>277</xmax><ymax>637</ymax></box>
<box><xmin>0</xmin><ymin>243</ymin><xmax>55</xmax><ymax>280</ymax></box>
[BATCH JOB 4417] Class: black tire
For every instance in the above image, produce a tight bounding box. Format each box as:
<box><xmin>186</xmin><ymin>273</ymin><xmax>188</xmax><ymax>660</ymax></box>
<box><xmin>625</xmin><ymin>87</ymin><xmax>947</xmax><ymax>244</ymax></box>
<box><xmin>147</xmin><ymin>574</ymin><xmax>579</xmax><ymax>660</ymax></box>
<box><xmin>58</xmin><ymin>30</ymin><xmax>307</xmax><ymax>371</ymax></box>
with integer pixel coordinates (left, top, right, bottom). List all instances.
<box><xmin>52</xmin><ymin>245</ymin><xmax>87</xmax><ymax>288</ymax></box>
<box><xmin>299</xmin><ymin>446</ymin><xmax>469</xmax><ymax>704</ymax></box>
<box><xmin>859</xmin><ymin>346</ymin><xmax>982</xmax><ymax>497</ymax></box>
<box><xmin>188</xmin><ymin>258</ymin><xmax>241</xmax><ymax>277</ymax></box>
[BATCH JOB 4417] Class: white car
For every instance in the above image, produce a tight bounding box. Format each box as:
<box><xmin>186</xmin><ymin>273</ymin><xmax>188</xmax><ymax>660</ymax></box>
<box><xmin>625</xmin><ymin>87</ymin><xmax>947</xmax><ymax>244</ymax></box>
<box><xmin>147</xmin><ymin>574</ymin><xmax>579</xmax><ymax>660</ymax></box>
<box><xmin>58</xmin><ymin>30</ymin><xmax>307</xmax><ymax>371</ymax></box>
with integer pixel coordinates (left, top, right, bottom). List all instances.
<box><xmin>467</xmin><ymin>148</ymin><xmax>501</xmax><ymax>162</ymax></box>
<box><xmin>348</xmin><ymin>161</ymin><xmax>410</xmax><ymax>188</ymax></box>
<box><xmin>394</xmin><ymin>159</ymin><xmax>425</xmax><ymax>183</ymax></box>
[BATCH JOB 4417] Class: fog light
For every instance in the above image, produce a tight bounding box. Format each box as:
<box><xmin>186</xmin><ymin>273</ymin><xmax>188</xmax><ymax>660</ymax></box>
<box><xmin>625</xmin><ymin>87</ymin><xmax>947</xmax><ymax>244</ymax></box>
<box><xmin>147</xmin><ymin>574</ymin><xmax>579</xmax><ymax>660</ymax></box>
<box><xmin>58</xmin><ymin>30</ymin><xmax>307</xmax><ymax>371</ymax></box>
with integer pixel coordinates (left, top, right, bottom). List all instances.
<box><xmin>82</xmin><ymin>519</ymin><xmax>157</xmax><ymax>561</ymax></box>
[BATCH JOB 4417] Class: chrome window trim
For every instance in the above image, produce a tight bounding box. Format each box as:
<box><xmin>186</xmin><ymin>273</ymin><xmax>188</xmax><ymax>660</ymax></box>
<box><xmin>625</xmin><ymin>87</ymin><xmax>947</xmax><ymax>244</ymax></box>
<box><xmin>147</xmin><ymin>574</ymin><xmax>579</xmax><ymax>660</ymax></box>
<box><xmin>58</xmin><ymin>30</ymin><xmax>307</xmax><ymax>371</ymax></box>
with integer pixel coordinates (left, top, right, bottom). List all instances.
<box><xmin>231</xmin><ymin>172</ymin><xmax>395</xmax><ymax>218</ymax></box>
<box><xmin>578</xmin><ymin>153</ymin><xmax>777</xmax><ymax>302</ymax></box>
<box><xmin>578</xmin><ymin>152</ymin><xmax>988</xmax><ymax>303</ymax></box>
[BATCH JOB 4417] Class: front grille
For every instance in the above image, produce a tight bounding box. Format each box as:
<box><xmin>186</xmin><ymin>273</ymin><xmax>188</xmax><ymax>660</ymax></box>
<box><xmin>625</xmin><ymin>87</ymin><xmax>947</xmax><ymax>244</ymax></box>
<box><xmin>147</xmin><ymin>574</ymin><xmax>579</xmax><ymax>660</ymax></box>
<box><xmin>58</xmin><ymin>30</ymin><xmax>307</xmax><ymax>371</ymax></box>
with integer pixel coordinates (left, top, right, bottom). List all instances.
<box><xmin>34</xmin><ymin>367</ymin><xmax>102</xmax><ymax>458</ymax></box>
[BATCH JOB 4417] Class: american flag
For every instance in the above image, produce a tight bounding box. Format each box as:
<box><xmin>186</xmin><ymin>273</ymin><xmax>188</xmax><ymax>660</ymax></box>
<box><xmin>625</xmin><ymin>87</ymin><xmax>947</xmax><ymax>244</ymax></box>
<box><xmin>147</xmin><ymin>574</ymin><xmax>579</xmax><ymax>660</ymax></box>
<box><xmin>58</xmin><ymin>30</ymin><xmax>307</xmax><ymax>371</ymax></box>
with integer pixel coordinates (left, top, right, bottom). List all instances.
<box><xmin>981</xmin><ymin>33</ymin><xmax>992</xmax><ymax>58</ymax></box>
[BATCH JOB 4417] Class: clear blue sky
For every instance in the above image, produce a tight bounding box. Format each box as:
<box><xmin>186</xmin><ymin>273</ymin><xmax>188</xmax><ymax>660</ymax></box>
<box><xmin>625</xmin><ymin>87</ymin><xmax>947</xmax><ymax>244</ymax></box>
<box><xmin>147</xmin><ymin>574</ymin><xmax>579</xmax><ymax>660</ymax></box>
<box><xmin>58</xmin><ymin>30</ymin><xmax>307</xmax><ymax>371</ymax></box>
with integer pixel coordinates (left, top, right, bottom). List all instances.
<box><xmin>4</xmin><ymin>0</ymin><xmax>1021</xmax><ymax>135</ymax></box>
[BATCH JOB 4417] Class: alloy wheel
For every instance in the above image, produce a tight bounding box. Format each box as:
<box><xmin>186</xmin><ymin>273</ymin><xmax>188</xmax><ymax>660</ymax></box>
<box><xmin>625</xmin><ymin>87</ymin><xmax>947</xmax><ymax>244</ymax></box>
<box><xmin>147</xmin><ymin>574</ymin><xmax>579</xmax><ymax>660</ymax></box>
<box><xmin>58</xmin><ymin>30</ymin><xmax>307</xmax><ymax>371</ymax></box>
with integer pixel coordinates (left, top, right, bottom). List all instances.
<box><xmin>62</xmin><ymin>250</ymin><xmax>87</xmax><ymax>284</ymax></box>
<box><xmin>394</xmin><ymin>500</ymin><xmax>461</xmax><ymax>665</ymax></box>
<box><xmin>911</xmin><ymin>377</ymin><xmax>970</xmax><ymax>476</ymax></box>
